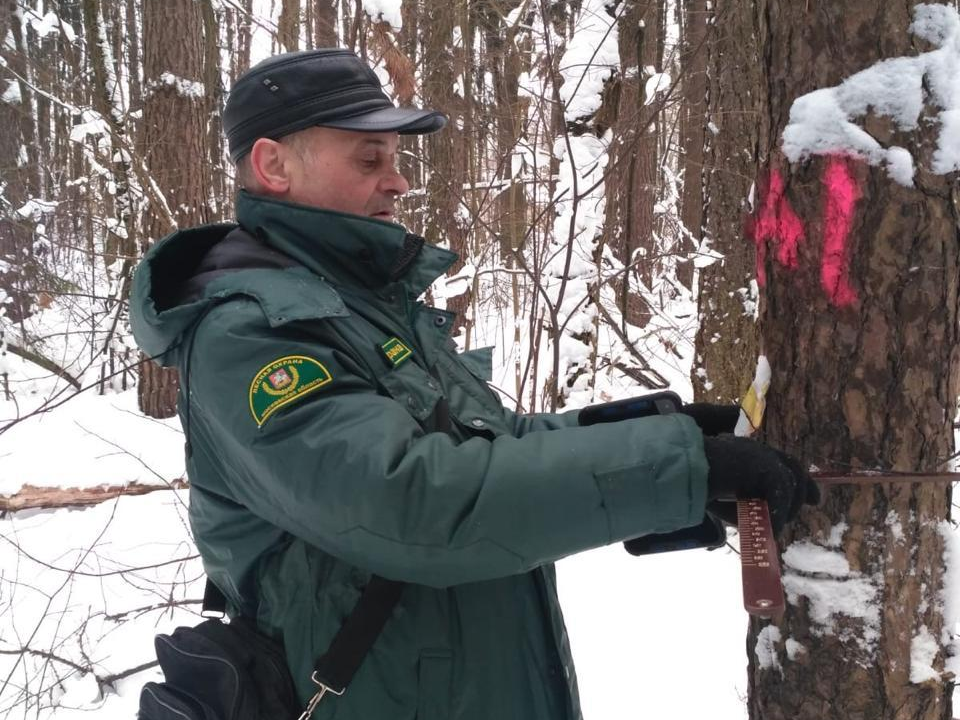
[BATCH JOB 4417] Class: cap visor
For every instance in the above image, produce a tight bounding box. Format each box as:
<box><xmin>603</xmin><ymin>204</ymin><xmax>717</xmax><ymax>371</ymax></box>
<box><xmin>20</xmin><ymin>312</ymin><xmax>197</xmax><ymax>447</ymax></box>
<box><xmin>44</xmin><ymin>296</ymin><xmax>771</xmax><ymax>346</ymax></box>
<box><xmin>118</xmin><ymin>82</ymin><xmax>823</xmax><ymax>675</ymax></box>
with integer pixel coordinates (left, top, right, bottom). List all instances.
<box><xmin>319</xmin><ymin>107</ymin><xmax>447</xmax><ymax>135</ymax></box>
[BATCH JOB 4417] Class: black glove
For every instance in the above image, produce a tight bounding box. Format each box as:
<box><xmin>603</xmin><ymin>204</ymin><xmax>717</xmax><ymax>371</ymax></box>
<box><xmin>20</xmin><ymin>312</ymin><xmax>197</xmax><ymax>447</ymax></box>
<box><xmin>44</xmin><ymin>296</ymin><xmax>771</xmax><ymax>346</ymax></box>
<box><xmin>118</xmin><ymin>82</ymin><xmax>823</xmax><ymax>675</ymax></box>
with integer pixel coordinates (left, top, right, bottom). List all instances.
<box><xmin>679</xmin><ymin>403</ymin><xmax>740</xmax><ymax>436</ymax></box>
<box><xmin>702</xmin><ymin>435</ymin><xmax>820</xmax><ymax>534</ymax></box>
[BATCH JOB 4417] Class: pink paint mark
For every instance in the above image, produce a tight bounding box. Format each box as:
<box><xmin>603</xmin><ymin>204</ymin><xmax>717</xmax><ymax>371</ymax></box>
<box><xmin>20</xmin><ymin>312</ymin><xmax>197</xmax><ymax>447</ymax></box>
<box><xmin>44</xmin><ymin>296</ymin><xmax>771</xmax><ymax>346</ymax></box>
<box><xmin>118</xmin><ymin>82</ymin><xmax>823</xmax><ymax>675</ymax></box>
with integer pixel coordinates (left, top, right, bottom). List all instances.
<box><xmin>820</xmin><ymin>156</ymin><xmax>860</xmax><ymax>307</ymax></box>
<box><xmin>748</xmin><ymin>169</ymin><xmax>805</xmax><ymax>287</ymax></box>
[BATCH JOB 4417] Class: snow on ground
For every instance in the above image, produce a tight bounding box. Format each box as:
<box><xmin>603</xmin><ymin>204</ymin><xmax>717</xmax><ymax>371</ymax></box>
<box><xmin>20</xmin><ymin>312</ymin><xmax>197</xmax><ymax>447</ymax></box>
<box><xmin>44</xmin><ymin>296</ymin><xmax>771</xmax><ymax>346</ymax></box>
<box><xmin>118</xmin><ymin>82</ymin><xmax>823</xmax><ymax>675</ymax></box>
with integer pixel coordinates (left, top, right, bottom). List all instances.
<box><xmin>558</xmin><ymin>543</ymin><xmax>749</xmax><ymax>720</ymax></box>
<box><xmin>0</xmin><ymin>490</ymin><xmax>202</xmax><ymax>719</ymax></box>
<box><xmin>1</xmin><ymin>381</ymin><xmax>184</xmax><ymax>495</ymax></box>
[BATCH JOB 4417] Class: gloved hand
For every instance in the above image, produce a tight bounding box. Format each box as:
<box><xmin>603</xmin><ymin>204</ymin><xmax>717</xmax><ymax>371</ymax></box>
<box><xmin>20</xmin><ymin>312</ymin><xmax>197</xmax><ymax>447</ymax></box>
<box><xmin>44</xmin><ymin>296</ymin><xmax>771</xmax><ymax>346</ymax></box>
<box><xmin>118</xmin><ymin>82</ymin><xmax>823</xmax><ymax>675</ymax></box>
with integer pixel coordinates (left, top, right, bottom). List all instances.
<box><xmin>679</xmin><ymin>403</ymin><xmax>740</xmax><ymax>436</ymax></box>
<box><xmin>703</xmin><ymin>435</ymin><xmax>820</xmax><ymax>534</ymax></box>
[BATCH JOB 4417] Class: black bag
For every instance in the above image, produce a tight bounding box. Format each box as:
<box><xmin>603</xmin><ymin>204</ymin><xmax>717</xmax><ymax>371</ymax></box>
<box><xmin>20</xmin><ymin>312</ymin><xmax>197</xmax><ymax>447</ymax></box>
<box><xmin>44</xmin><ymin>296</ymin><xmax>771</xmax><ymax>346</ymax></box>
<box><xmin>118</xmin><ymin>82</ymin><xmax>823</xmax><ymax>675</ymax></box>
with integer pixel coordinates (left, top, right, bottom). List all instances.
<box><xmin>139</xmin><ymin>576</ymin><xmax>404</xmax><ymax>720</ymax></box>
<box><xmin>138</xmin><ymin>616</ymin><xmax>300</xmax><ymax>720</ymax></box>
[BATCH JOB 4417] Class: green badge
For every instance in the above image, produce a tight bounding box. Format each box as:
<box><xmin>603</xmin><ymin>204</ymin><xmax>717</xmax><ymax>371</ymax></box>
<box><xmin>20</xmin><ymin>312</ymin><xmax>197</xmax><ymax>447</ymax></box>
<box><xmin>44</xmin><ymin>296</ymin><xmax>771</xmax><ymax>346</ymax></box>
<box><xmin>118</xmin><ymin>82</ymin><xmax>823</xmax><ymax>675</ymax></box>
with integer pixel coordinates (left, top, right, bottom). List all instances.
<box><xmin>381</xmin><ymin>337</ymin><xmax>413</xmax><ymax>367</ymax></box>
<box><xmin>248</xmin><ymin>355</ymin><xmax>332</xmax><ymax>427</ymax></box>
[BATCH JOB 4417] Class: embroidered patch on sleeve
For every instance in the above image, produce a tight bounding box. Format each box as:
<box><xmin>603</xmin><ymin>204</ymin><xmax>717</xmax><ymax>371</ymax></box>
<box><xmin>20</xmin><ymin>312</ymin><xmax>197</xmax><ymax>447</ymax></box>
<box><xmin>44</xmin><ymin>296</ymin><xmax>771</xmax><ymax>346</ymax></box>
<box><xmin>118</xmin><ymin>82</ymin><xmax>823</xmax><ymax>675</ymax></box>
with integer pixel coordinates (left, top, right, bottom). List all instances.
<box><xmin>248</xmin><ymin>355</ymin><xmax>332</xmax><ymax>427</ymax></box>
<box><xmin>380</xmin><ymin>337</ymin><xmax>413</xmax><ymax>367</ymax></box>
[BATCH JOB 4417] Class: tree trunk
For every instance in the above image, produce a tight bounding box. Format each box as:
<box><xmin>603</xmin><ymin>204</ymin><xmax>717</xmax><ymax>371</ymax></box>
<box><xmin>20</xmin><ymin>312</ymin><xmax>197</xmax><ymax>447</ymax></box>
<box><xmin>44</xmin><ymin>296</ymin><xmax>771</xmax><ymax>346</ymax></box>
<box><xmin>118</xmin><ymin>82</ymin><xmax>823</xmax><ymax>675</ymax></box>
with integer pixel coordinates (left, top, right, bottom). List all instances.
<box><xmin>690</xmin><ymin>0</ymin><xmax>760</xmax><ymax>402</ymax></box>
<box><xmin>418</xmin><ymin>0</ymin><xmax>470</xmax><ymax>330</ymax></box>
<box><xmin>602</xmin><ymin>0</ymin><xmax>662</xmax><ymax>327</ymax></box>
<box><xmin>677</xmin><ymin>0</ymin><xmax>707</xmax><ymax>290</ymax></box>
<box><xmin>313</xmin><ymin>0</ymin><xmax>338</xmax><ymax>47</ymax></box>
<box><xmin>138</xmin><ymin>0</ymin><xmax>209</xmax><ymax>418</ymax></box>
<box><xmin>746</xmin><ymin>2</ymin><xmax>959</xmax><ymax>718</ymax></box>
<box><xmin>0</xmin><ymin>3</ymin><xmax>39</xmax><ymax>325</ymax></box>
<box><xmin>279</xmin><ymin>0</ymin><xmax>301</xmax><ymax>51</ymax></box>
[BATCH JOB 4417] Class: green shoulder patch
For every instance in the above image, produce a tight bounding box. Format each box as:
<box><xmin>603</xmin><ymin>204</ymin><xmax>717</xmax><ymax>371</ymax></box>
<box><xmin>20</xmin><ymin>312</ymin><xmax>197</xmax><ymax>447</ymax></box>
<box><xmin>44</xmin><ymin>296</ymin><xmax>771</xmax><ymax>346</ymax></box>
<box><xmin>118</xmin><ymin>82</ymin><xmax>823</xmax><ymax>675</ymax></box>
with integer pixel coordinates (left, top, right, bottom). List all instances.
<box><xmin>248</xmin><ymin>355</ymin><xmax>332</xmax><ymax>427</ymax></box>
<box><xmin>380</xmin><ymin>337</ymin><xmax>413</xmax><ymax>367</ymax></box>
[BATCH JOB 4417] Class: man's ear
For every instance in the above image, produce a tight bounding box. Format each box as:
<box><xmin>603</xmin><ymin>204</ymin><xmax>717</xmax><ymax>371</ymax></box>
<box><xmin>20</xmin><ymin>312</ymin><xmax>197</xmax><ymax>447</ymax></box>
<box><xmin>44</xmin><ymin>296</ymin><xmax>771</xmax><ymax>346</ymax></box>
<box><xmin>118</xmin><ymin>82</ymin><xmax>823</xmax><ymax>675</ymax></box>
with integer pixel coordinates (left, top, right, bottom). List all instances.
<box><xmin>249</xmin><ymin>138</ymin><xmax>292</xmax><ymax>196</ymax></box>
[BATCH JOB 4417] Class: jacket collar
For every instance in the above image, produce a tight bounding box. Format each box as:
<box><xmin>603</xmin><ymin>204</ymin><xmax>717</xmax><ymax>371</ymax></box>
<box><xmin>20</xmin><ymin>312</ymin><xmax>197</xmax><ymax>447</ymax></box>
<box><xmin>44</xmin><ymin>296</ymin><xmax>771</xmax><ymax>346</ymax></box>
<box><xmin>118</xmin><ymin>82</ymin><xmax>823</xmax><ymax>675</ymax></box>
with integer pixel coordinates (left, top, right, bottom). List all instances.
<box><xmin>235</xmin><ymin>191</ymin><xmax>456</xmax><ymax>296</ymax></box>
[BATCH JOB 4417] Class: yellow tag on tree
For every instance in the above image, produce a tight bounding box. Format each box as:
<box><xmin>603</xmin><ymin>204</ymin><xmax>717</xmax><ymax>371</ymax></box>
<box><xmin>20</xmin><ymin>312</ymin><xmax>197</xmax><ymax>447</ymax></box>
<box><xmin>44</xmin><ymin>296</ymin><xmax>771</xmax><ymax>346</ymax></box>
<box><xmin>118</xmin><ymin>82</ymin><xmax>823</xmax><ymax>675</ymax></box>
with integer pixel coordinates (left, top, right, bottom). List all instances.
<box><xmin>735</xmin><ymin>355</ymin><xmax>771</xmax><ymax>437</ymax></box>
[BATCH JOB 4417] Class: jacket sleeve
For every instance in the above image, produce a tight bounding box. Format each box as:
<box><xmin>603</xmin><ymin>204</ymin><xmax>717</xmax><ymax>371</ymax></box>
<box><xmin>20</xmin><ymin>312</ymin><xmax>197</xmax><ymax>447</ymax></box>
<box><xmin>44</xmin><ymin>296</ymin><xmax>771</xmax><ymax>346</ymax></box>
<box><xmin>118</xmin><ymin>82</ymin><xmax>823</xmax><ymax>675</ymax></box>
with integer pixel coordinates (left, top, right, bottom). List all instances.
<box><xmin>502</xmin><ymin>408</ymin><xmax>582</xmax><ymax>436</ymax></box>
<box><xmin>187</xmin><ymin>301</ymin><xmax>709</xmax><ymax>588</ymax></box>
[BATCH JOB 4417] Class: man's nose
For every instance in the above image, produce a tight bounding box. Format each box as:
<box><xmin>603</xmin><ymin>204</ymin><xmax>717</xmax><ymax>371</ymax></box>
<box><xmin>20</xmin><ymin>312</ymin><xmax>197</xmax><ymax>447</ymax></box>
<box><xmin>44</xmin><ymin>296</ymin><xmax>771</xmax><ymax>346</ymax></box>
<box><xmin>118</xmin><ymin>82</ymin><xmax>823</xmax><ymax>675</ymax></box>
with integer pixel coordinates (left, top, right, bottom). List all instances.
<box><xmin>381</xmin><ymin>168</ymin><xmax>410</xmax><ymax>196</ymax></box>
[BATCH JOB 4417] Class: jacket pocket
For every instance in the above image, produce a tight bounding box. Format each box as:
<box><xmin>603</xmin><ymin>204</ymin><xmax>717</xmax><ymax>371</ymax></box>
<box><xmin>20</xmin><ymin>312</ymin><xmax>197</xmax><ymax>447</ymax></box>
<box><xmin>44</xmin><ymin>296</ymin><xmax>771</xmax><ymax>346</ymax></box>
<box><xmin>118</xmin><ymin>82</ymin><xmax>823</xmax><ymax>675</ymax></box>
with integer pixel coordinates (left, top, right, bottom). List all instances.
<box><xmin>433</xmin><ymin>351</ymin><xmax>511</xmax><ymax>437</ymax></box>
<box><xmin>416</xmin><ymin>648</ymin><xmax>452</xmax><ymax>720</ymax></box>
<box><xmin>376</xmin><ymin>360</ymin><xmax>444</xmax><ymax>424</ymax></box>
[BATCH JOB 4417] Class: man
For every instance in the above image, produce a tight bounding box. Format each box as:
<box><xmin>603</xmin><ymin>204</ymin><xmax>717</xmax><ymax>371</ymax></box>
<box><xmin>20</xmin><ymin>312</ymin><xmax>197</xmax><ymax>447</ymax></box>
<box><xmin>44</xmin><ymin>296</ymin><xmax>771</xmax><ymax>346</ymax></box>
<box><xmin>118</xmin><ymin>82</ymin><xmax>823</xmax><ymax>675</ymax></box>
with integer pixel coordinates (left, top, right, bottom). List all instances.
<box><xmin>130</xmin><ymin>48</ymin><xmax>817</xmax><ymax>720</ymax></box>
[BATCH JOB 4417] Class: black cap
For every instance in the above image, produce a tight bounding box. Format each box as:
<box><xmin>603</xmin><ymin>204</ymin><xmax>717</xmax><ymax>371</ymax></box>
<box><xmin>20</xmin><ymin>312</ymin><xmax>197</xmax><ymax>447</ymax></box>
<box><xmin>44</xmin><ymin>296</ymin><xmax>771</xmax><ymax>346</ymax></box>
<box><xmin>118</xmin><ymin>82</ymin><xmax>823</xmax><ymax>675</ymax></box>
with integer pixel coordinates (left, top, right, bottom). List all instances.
<box><xmin>224</xmin><ymin>48</ymin><xmax>446</xmax><ymax>162</ymax></box>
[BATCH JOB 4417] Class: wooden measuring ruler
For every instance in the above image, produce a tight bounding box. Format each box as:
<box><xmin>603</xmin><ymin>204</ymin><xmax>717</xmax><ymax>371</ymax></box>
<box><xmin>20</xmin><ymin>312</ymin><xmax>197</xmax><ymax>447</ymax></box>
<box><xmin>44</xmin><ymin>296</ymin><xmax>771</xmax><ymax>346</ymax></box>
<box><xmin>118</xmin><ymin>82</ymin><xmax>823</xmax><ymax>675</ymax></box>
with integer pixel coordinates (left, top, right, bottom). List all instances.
<box><xmin>736</xmin><ymin>499</ymin><xmax>784</xmax><ymax>618</ymax></box>
<box><xmin>735</xmin><ymin>473</ymin><xmax>957</xmax><ymax>618</ymax></box>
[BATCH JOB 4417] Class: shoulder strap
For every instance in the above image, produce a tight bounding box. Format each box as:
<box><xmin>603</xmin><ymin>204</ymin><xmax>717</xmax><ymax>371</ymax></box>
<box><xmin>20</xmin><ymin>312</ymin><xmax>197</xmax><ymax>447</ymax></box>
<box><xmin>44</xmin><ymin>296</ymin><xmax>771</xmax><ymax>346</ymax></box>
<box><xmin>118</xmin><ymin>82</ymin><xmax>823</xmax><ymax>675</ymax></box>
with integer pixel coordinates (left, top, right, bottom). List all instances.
<box><xmin>310</xmin><ymin>576</ymin><xmax>405</xmax><ymax>694</ymax></box>
<box><xmin>200</xmin><ymin>574</ymin><xmax>404</xmax><ymax>697</ymax></box>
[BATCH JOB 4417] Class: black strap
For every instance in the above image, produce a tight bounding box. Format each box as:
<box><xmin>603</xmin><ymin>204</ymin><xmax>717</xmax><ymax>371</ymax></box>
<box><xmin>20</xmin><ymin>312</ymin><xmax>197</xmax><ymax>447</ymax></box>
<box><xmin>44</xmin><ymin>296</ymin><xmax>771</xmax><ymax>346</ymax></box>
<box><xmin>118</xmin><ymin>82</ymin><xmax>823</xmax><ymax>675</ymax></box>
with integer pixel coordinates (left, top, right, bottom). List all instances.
<box><xmin>310</xmin><ymin>576</ymin><xmax>406</xmax><ymax>694</ymax></box>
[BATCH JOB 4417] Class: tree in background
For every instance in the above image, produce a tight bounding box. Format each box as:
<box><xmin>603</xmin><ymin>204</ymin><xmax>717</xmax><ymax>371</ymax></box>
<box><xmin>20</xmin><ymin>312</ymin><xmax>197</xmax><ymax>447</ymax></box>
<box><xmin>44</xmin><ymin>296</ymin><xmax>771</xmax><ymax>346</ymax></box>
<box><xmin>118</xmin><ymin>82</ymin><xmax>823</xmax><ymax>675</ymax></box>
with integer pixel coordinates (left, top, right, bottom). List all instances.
<box><xmin>0</xmin><ymin>0</ymin><xmax>40</xmax><ymax>327</ymax></box>
<box><xmin>138</xmin><ymin>0</ymin><xmax>212</xmax><ymax>418</ymax></box>
<box><xmin>601</xmin><ymin>0</ymin><xmax>664</xmax><ymax>326</ymax></box>
<box><xmin>690</xmin><ymin>0</ymin><xmax>760</xmax><ymax>403</ymax></box>
<box><xmin>744</xmin><ymin>2</ymin><xmax>958</xmax><ymax>718</ymax></box>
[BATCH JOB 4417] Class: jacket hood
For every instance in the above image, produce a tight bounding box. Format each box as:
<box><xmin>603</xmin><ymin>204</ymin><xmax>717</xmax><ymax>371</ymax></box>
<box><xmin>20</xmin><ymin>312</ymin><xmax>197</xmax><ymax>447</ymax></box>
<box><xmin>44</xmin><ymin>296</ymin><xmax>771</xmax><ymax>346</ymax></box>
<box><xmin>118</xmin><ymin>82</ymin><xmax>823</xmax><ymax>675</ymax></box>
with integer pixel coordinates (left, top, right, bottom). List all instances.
<box><xmin>130</xmin><ymin>223</ymin><xmax>238</xmax><ymax>364</ymax></box>
<box><xmin>130</xmin><ymin>221</ymin><xmax>346</xmax><ymax>365</ymax></box>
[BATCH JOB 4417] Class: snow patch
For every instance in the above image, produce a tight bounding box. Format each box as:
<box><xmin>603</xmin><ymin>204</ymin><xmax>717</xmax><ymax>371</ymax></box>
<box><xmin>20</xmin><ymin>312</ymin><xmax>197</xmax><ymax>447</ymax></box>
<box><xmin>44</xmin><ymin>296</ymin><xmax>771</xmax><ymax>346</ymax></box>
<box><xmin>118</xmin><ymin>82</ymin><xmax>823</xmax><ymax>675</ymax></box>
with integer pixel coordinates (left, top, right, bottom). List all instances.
<box><xmin>1</xmin><ymin>79</ymin><xmax>20</xmax><ymax>104</ymax></box>
<box><xmin>70</xmin><ymin>110</ymin><xmax>111</xmax><ymax>143</ymax></box>
<box><xmin>826</xmin><ymin>521</ymin><xmax>848</xmax><ymax>547</ymax></box>
<box><xmin>940</xmin><ymin>520</ymin><xmax>960</xmax><ymax>676</ymax></box>
<box><xmin>782</xmin><ymin>570</ymin><xmax>881</xmax><ymax>651</ymax></box>
<box><xmin>153</xmin><ymin>72</ymin><xmax>205</xmax><ymax>98</ymax></box>
<box><xmin>644</xmin><ymin>72</ymin><xmax>671</xmax><ymax>104</ymax></box>
<box><xmin>755</xmin><ymin>625</ymin><xmax>783</xmax><ymax>673</ymax></box>
<box><xmin>886</xmin><ymin>510</ymin><xmax>904</xmax><ymax>543</ymax></box>
<box><xmin>783</xmin><ymin>541</ymin><xmax>852</xmax><ymax>577</ymax></box>
<box><xmin>558</xmin><ymin>0</ymin><xmax>619</xmax><ymax>120</ymax></box>
<box><xmin>785</xmin><ymin>637</ymin><xmax>806</xmax><ymax>661</ymax></box>
<box><xmin>26</xmin><ymin>9</ymin><xmax>76</xmax><ymax>41</ymax></box>
<box><xmin>782</xmin><ymin>4</ymin><xmax>960</xmax><ymax>184</ymax></box>
<box><xmin>15</xmin><ymin>198</ymin><xmax>58</xmax><ymax>220</ymax></box>
<box><xmin>361</xmin><ymin>0</ymin><xmax>403</xmax><ymax>30</ymax></box>
<box><xmin>910</xmin><ymin>625</ymin><xmax>941</xmax><ymax>683</ymax></box>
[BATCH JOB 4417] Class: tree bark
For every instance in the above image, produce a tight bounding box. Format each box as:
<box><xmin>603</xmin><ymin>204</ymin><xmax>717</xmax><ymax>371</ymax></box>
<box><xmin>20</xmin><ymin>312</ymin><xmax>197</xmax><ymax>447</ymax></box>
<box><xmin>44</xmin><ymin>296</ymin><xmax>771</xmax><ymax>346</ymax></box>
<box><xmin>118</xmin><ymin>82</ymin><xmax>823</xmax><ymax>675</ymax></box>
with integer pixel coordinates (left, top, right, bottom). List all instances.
<box><xmin>677</xmin><ymin>0</ymin><xmax>707</xmax><ymax>290</ymax></box>
<box><xmin>0</xmin><ymin>3</ymin><xmax>40</xmax><ymax>325</ymax></box>
<box><xmin>138</xmin><ymin>0</ymin><xmax>209</xmax><ymax>418</ymax></box>
<box><xmin>691</xmin><ymin>0</ymin><xmax>760</xmax><ymax>402</ymax></box>
<box><xmin>745</xmin><ymin>2</ymin><xmax>958</xmax><ymax>718</ymax></box>
<box><xmin>313</xmin><ymin>0</ymin><xmax>338</xmax><ymax>47</ymax></box>
<box><xmin>279</xmin><ymin>0</ymin><xmax>301</xmax><ymax>51</ymax></box>
<box><xmin>418</xmin><ymin>0</ymin><xmax>470</xmax><ymax>330</ymax></box>
<box><xmin>602</xmin><ymin>0</ymin><xmax>662</xmax><ymax>327</ymax></box>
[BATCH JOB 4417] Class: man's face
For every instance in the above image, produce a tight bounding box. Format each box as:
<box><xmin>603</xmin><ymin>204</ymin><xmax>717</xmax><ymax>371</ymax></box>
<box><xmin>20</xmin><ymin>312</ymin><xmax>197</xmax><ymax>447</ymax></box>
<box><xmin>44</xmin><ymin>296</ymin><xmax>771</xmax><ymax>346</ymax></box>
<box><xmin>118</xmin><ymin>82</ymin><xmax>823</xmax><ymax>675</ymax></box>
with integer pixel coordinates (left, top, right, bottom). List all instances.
<box><xmin>283</xmin><ymin>127</ymin><xmax>409</xmax><ymax>221</ymax></box>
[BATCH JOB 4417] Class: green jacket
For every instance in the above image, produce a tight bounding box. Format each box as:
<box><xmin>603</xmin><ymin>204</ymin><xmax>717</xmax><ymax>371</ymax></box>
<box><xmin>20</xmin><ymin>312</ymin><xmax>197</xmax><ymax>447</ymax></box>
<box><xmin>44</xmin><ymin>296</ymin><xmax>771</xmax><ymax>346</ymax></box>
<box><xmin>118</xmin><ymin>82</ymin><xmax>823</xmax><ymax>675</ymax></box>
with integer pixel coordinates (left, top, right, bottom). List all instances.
<box><xmin>130</xmin><ymin>191</ymin><xmax>709</xmax><ymax>720</ymax></box>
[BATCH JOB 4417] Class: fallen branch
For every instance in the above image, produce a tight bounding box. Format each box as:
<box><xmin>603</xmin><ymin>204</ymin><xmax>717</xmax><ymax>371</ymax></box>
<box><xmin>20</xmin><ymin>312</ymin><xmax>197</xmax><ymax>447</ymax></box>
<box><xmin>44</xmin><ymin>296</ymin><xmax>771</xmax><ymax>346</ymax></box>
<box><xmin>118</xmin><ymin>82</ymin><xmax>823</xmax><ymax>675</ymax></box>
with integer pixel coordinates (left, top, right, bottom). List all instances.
<box><xmin>0</xmin><ymin>480</ymin><xmax>188</xmax><ymax>512</ymax></box>
<box><xmin>3</xmin><ymin>341</ymin><xmax>82</xmax><ymax>390</ymax></box>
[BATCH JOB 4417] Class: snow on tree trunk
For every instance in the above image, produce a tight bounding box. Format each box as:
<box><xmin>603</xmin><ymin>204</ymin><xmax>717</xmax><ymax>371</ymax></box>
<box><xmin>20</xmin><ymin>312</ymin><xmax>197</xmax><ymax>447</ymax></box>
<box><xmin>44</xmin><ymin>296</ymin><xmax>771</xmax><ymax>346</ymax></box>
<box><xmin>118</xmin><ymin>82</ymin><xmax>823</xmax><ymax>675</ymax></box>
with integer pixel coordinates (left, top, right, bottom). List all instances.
<box><xmin>746</xmin><ymin>3</ymin><xmax>959</xmax><ymax>719</ymax></box>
